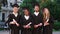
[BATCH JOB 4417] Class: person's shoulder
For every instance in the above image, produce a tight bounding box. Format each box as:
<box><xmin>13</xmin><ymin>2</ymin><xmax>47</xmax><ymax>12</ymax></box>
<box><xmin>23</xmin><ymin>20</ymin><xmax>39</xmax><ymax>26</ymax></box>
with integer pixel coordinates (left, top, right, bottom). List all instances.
<box><xmin>8</xmin><ymin>14</ymin><xmax>13</xmax><ymax>16</ymax></box>
<box><xmin>7</xmin><ymin>14</ymin><xmax>13</xmax><ymax>18</ymax></box>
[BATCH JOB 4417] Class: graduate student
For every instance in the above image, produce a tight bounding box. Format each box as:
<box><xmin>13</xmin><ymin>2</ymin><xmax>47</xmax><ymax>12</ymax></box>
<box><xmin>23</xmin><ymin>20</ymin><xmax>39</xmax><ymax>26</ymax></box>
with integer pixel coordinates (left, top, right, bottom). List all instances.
<box><xmin>42</xmin><ymin>8</ymin><xmax>54</xmax><ymax>34</ymax></box>
<box><xmin>21</xmin><ymin>7</ymin><xmax>33</xmax><ymax>34</ymax></box>
<box><xmin>6</xmin><ymin>4</ymin><xmax>21</xmax><ymax>34</ymax></box>
<box><xmin>32</xmin><ymin>4</ymin><xmax>43</xmax><ymax>34</ymax></box>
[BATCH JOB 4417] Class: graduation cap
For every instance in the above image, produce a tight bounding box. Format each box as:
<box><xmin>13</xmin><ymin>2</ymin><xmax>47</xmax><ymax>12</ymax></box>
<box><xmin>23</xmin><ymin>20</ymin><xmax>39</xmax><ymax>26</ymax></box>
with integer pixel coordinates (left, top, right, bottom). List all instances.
<box><xmin>12</xmin><ymin>4</ymin><xmax>19</xmax><ymax>8</ymax></box>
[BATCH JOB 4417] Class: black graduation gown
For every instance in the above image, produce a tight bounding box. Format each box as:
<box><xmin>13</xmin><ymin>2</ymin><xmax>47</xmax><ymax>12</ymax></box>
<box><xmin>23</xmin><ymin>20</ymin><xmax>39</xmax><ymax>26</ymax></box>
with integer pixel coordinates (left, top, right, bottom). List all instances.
<box><xmin>6</xmin><ymin>14</ymin><xmax>21</xmax><ymax>34</ymax></box>
<box><xmin>21</xmin><ymin>15</ymin><xmax>33</xmax><ymax>34</ymax></box>
<box><xmin>43</xmin><ymin>16</ymin><xmax>54</xmax><ymax>34</ymax></box>
<box><xmin>32</xmin><ymin>13</ymin><xmax>43</xmax><ymax>34</ymax></box>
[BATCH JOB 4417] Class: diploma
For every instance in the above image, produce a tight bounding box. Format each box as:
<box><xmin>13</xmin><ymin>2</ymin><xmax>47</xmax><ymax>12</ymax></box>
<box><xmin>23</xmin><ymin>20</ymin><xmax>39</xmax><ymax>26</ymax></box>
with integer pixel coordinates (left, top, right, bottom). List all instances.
<box><xmin>13</xmin><ymin>19</ymin><xmax>18</xmax><ymax>24</ymax></box>
<box><xmin>46</xmin><ymin>19</ymin><xmax>49</xmax><ymax>23</ymax></box>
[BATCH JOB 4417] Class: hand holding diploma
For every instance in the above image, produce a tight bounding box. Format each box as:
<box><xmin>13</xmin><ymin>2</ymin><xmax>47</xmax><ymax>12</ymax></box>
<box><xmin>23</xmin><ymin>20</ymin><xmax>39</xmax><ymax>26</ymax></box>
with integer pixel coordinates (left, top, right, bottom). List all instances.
<box><xmin>44</xmin><ymin>19</ymin><xmax>49</xmax><ymax>26</ymax></box>
<box><xmin>10</xmin><ymin>21</ymin><xmax>16</xmax><ymax>24</ymax></box>
<box><xmin>34</xmin><ymin>25</ymin><xmax>39</xmax><ymax>28</ymax></box>
<box><xmin>10</xmin><ymin>19</ymin><xmax>19</xmax><ymax>26</ymax></box>
<box><xmin>23</xmin><ymin>22</ymin><xmax>32</xmax><ymax>29</ymax></box>
<box><xmin>38</xmin><ymin>23</ymin><xmax>42</xmax><ymax>26</ymax></box>
<box><xmin>44</xmin><ymin>22</ymin><xmax>49</xmax><ymax>26</ymax></box>
<box><xmin>13</xmin><ymin>19</ymin><xmax>19</xmax><ymax>26</ymax></box>
<box><xmin>34</xmin><ymin>23</ymin><xmax>42</xmax><ymax>28</ymax></box>
<box><xmin>9</xmin><ymin>19</ymin><xmax>16</xmax><ymax>24</ymax></box>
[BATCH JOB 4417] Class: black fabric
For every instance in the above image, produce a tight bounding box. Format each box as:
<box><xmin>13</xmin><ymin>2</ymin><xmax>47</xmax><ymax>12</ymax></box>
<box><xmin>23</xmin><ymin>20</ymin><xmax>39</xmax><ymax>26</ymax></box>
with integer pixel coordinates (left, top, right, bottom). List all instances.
<box><xmin>32</xmin><ymin>12</ymin><xmax>43</xmax><ymax>34</ymax></box>
<box><xmin>43</xmin><ymin>16</ymin><xmax>54</xmax><ymax>34</ymax></box>
<box><xmin>11</xmin><ymin>29</ymin><xmax>19</xmax><ymax>34</ymax></box>
<box><xmin>6</xmin><ymin>14</ymin><xmax>21</xmax><ymax>34</ymax></box>
<box><xmin>21</xmin><ymin>15</ymin><xmax>33</xmax><ymax>34</ymax></box>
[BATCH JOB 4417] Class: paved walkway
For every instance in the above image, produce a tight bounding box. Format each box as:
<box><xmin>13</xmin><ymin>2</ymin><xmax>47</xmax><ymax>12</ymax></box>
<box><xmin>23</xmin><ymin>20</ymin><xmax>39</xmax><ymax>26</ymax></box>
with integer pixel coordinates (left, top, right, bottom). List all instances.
<box><xmin>0</xmin><ymin>30</ymin><xmax>60</xmax><ymax>34</ymax></box>
<box><xmin>53</xmin><ymin>31</ymin><xmax>60</xmax><ymax>34</ymax></box>
<box><xmin>0</xmin><ymin>31</ymin><xmax>9</xmax><ymax>34</ymax></box>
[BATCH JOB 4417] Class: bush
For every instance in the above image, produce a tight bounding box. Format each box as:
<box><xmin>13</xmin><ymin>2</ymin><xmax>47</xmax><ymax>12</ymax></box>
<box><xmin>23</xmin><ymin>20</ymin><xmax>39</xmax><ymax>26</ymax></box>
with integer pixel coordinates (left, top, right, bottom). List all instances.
<box><xmin>54</xmin><ymin>21</ymin><xmax>60</xmax><ymax>30</ymax></box>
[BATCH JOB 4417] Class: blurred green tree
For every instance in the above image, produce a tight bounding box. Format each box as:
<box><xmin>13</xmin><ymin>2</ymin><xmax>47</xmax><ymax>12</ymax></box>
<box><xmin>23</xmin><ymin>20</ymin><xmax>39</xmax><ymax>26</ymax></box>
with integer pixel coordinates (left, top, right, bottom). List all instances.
<box><xmin>20</xmin><ymin>0</ymin><xmax>60</xmax><ymax>21</ymax></box>
<box><xmin>20</xmin><ymin>0</ymin><xmax>60</xmax><ymax>30</ymax></box>
<box><xmin>20</xmin><ymin>0</ymin><xmax>37</xmax><ymax>13</ymax></box>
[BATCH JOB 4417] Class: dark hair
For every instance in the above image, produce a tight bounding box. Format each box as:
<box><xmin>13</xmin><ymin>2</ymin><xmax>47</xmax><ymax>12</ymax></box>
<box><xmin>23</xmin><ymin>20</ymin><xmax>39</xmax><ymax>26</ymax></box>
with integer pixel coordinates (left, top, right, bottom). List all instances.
<box><xmin>12</xmin><ymin>4</ymin><xmax>19</xmax><ymax>8</ymax></box>
<box><xmin>23</xmin><ymin>7</ymin><xmax>29</xmax><ymax>11</ymax></box>
<box><xmin>34</xmin><ymin>3</ymin><xmax>40</xmax><ymax>8</ymax></box>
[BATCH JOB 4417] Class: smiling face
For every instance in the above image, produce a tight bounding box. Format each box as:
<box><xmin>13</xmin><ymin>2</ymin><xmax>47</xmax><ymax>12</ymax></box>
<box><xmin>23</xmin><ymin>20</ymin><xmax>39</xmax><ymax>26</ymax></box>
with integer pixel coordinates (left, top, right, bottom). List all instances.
<box><xmin>13</xmin><ymin>7</ymin><xmax>19</xmax><ymax>13</ymax></box>
<box><xmin>34</xmin><ymin>6</ymin><xmax>40</xmax><ymax>12</ymax></box>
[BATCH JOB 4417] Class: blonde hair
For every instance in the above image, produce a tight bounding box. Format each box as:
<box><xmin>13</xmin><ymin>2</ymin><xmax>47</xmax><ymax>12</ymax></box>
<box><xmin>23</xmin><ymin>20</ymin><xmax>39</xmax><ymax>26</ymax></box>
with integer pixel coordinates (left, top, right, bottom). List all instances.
<box><xmin>43</xmin><ymin>8</ymin><xmax>50</xmax><ymax>22</ymax></box>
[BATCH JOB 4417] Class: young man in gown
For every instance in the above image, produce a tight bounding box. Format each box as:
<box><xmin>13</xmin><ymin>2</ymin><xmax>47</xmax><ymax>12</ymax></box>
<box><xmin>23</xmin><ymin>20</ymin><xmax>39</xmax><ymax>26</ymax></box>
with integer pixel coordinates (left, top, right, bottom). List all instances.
<box><xmin>21</xmin><ymin>7</ymin><xmax>33</xmax><ymax>34</ymax></box>
<box><xmin>6</xmin><ymin>4</ymin><xmax>21</xmax><ymax>34</ymax></box>
<box><xmin>32</xmin><ymin>4</ymin><xmax>43</xmax><ymax>34</ymax></box>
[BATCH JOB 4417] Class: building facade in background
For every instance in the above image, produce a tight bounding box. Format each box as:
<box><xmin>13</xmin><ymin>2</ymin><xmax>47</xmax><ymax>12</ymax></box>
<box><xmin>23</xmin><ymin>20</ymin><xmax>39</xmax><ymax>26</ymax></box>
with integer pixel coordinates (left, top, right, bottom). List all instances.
<box><xmin>0</xmin><ymin>0</ymin><xmax>23</xmax><ymax>21</ymax></box>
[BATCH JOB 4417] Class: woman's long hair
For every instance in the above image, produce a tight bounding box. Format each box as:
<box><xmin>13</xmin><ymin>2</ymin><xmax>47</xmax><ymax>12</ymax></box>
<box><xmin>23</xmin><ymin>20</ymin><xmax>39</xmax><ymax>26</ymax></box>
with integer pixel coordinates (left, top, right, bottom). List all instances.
<box><xmin>42</xmin><ymin>8</ymin><xmax>50</xmax><ymax>22</ymax></box>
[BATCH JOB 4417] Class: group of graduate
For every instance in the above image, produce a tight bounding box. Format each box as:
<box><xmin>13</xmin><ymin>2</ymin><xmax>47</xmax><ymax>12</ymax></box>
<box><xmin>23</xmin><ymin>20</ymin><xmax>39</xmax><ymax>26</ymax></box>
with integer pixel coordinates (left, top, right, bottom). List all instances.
<box><xmin>6</xmin><ymin>3</ymin><xmax>54</xmax><ymax>34</ymax></box>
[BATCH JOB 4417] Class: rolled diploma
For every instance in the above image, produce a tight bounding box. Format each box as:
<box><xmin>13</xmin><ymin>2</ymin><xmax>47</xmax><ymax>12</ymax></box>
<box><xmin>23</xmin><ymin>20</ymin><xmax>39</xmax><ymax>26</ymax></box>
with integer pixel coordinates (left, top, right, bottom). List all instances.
<box><xmin>46</xmin><ymin>19</ymin><xmax>49</xmax><ymax>22</ymax></box>
<box><xmin>13</xmin><ymin>19</ymin><xmax>17</xmax><ymax>24</ymax></box>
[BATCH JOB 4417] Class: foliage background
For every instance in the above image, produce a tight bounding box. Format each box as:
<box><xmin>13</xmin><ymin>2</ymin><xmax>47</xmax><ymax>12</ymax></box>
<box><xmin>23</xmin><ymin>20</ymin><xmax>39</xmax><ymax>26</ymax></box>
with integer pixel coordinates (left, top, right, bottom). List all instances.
<box><xmin>20</xmin><ymin>0</ymin><xmax>60</xmax><ymax>31</ymax></box>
